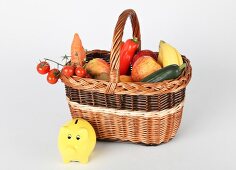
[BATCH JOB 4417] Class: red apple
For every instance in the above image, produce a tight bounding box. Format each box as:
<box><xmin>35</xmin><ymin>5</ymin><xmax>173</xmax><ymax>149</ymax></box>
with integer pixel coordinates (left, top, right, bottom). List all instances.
<box><xmin>131</xmin><ymin>56</ymin><xmax>162</xmax><ymax>82</ymax></box>
<box><xmin>132</xmin><ymin>50</ymin><xmax>156</xmax><ymax>66</ymax></box>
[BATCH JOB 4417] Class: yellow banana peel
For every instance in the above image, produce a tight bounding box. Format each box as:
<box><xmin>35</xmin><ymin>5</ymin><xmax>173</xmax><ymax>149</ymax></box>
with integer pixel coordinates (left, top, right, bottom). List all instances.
<box><xmin>175</xmin><ymin>49</ymin><xmax>183</xmax><ymax>66</ymax></box>
<box><xmin>158</xmin><ymin>40</ymin><xmax>183</xmax><ymax>67</ymax></box>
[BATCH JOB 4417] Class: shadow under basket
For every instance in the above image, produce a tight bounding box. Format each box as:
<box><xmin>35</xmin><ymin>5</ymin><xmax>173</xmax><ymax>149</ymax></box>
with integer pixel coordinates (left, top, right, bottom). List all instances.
<box><xmin>60</xmin><ymin>9</ymin><xmax>192</xmax><ymax>145</ymax></box>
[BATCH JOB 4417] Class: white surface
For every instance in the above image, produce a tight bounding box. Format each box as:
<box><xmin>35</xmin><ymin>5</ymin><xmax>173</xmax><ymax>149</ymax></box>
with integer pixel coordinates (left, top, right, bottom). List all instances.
<box><xmin>0</xmin><ymin>0</ymin><xmax>236</xmax><ymax>169</ymax></box>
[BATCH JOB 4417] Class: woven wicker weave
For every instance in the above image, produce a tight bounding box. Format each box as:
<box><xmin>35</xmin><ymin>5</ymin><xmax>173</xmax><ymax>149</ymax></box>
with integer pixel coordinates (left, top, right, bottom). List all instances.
<box><xmin>60</xmin><ymin>9</ymin><xmax>192</xmax><ymax>145</ymax></box>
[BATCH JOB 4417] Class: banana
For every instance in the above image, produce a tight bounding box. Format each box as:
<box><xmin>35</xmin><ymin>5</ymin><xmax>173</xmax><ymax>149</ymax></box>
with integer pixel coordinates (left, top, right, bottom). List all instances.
<box><xmin>175</xmin><ymin>48</ymin><xmax>183</xmax><ymax>65</ymax></box>
<box><xmin>157</xmin><ymin>40</ymin><xmax>164</xmax><ymax>66</ymax></box>
<box><xmin>158</xmin><ymin>40</ymin><xmax>183</xmax><ymax>67</ymax></box>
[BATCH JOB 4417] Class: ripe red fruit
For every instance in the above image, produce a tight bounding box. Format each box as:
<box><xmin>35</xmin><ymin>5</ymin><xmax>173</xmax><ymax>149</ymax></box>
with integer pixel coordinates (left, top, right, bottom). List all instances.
<box><xmin>62</xmin><ymin>65</ymin><xmax>75</xmax><ymax>77</ymax></box>
<box><xmin>37</xmin><ymin>61</ymin><xmax>50</xmax><ymax>75</ymax></box>
<box><xmin>132</xmin><ymin>50</ymin><xmax>156</xmax><ymax>66</ymax></box>
<box><xmin>75</xmin><ymin>66</ymin><xmax>86</xmax><ymax>78</ymax></box>
<box><xmin>47</xmin><ymin>69</ymin><xmax>60</xmax><ymax>84</ymax></box>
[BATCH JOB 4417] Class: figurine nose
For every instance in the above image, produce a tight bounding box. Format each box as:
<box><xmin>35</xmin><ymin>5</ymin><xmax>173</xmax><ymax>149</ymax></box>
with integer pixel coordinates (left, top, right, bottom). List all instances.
<box><xmin>66</xmin><ymin>146</ymin><xmax>76</xmax><ymax>154</ymax></box>
<box><xmin>74</xmin><ymin>145</ymin><xmax>80</xmax><ymax>150</ymax></box>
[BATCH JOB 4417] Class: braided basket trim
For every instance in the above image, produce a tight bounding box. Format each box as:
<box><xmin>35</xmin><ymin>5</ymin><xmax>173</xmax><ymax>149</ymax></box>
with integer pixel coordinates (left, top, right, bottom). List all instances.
<box><xmin>67</xmin><ymin>97</ymin><xmax>184</xmax><ymax>118</ymax></box>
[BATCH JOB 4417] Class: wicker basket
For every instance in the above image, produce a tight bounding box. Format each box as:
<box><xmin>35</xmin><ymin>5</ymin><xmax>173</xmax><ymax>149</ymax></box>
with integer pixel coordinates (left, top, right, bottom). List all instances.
<box><xmin>60</xmin><ymin>9</ymin><xmax>192</xmax><ymax>145</ymax></box>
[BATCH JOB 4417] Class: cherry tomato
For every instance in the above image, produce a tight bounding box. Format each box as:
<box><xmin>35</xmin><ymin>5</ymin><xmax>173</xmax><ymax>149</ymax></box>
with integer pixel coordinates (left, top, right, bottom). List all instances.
<box><xmin>75</xmin><ymin>66</ymin><xmax>86</xmax><ymax>77</ymax></box>
<box><xmin>62</xmin><ymin>65</ymin><xmax>75</xmax><ymax>77</ymax></box>
<box><xmin>47</xmin><ymin>69</ymin><xmax>60</xmax><ymax>84</ymax></box>
<box><xmin>48</xmin><ymin>68</ymin><xmax>60</xmax><ymax>75</ymax></box>
<box><xmin>37</xmin><ymin>61</ymin><xmax>50</xmax><ymax>75</ymax></box>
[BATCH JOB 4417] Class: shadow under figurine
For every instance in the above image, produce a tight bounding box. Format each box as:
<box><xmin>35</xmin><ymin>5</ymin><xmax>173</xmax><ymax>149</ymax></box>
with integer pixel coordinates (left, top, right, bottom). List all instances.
<box><xmin>58</xmin><ymin>118</ymin><xmax>96</xmax><ymax>164</ymax></box>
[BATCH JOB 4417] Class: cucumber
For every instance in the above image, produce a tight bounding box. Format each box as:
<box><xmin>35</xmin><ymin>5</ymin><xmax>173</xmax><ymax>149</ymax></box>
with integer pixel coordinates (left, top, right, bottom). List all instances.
<box><xmin>141</xmin><ymin>63</ymin><xmax>186</xmax><ymax>83</ymax></box>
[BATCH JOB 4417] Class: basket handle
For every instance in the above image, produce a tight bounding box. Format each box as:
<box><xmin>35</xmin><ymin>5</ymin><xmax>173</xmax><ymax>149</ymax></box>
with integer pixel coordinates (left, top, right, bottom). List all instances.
<box><xmin>106</xmin><ymin>9</ymin><xmax>141</xmax><ymax>94</ymax></box>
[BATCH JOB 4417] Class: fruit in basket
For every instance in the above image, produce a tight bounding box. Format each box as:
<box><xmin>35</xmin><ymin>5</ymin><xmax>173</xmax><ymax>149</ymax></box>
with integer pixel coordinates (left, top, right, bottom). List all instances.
<box><xmin>132</xmin><ymin>50</ymin><xmax>156</xmax><ymax>66</ymax></box>
<box><xmin>47</xmin><ymin>68</ymin><xmax>60</xmax><ymax>84</ymax></box>
<box><xmin>131</xmin><ymin>56</ymin><xmax>162</xmax><ymax>82</ymax></box>
<box><xmin>37</xmin><ymin>61</ymin><xmax>50</xmax><ymax>75</ymax></box>
<box><xmin>95</xmin><ymin>72</ymin><xmax>109</xmax><ymax>81</ymax></box>
<box><xmin>120</xmin><ymin>75</ymin><xmax>133</xmax><ymax>82</ymax></box>
<box><xmin>85</xmin><ymin>58</ymin><xmax>110</xmax><ymax>77</ymax></box>
<box><xmin>158</xmin><ymin>40</ymin><xmax>183</xmax><ymax>67</ymax></box>
<box><xmin>75</xmin><ymin>66</ymin><xmax>86</xmax><ymax>78</ymax></box>
<box><xmin>120</xmin><ymin>37</ymin><xmax>139</xmax><ymax>75</ymax></box>
<box><xmin>62</xmin><ymin>65</ymin><xmax>75</xmax><ymax>77</ymax></box>
<box><xmin>58</xmin><ymin>118</ymin><xmax>96</xmax><ymax>164</ymax></box>
<box><xmin>141</xmin><ymin>63</ymin><xmax>186</xmax><ymax>83</ymax></box>
<box><xmin>71</xmin><ymin>33</ymin><xmax>86</xmax><ymax>66</ymax></box>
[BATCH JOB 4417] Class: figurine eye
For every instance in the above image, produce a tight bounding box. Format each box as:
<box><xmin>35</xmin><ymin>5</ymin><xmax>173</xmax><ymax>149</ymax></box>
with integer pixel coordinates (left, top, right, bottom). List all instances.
<box><xmin>68</xmin><ymin>134</ymin><xmax>72</xmax><ymax>139</ymax></box>
<box><xmin>76</xmin><ymin>135</ymin><xmax>80</xmax><ymax>140</ymax></box>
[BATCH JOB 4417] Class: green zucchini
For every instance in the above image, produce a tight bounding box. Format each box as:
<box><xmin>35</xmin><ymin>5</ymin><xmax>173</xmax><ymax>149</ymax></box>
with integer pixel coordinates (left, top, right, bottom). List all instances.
<box><xmin>141</xmin><ymin>63</ymin><xmax>186</xmax><ymax>83</ymax></box>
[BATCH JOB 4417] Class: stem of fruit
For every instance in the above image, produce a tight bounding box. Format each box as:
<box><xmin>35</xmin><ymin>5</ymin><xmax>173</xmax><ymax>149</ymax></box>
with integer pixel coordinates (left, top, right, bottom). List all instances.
<box><xmin>44</xmin><ymin>58</ymin><xmax>64</xmax><ymax>66</ymax></box>
<box><xmin>61</xmin><ymin>55</ymin><xmax>71</xmax><ymax>65</ymax></box>
<box><xmin>65</xmin><ymin>57</ymin><xmax>68</xmax><ymax>65</ymax></box>
<box><xmin>179</xmin><ymin>63</ymin><xmax>186</xmax><ymax>70</ymax></box>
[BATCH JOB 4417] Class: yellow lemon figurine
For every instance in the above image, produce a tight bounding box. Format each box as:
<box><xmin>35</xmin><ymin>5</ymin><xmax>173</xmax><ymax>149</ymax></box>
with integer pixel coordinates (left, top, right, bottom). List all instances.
<box><xmin>58</xmin><ymin>118</ymin><xmax>96</xmax><ymax>164</ymax></box>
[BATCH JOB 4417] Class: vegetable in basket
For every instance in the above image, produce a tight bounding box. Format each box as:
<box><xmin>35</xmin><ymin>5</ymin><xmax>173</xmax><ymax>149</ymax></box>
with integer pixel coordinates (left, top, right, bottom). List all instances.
<box><xmin>119</xmin><ymin>37</ymin><xmax>139</xmax><ymax>75</ymax></box>
<box><xmin>75</xmin><ymin>66</ymin><xmax>86</xmax><ymax>78</ymax></box>
<box><xmin>71</xmin><ymin>33</ymin><xmax>86</xmax><ymax>66</ymax></box>
<box><xmin>141</xmin><ymin>63</ymin><xmax>186</xmax><ymax>83</ymax></box>
<box><xmin>62</xmin><ymin>65</ymin><xmax>75</xmax><ymax>77</ymax></box>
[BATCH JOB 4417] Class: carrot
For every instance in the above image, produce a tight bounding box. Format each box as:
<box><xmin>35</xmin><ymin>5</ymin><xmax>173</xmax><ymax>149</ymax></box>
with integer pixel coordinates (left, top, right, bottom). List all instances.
<box><xmin>71</xmin><ymin>33</ymin><xmax>86</xmax><ymax>66</ymax></box>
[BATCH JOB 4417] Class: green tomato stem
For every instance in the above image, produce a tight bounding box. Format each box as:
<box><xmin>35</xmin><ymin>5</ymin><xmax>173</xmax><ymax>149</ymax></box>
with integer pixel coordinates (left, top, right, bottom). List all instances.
<box><xmin>44</xmin><ymin>58</ymin><xmax>64</xmax><ymax>66</ymax></box>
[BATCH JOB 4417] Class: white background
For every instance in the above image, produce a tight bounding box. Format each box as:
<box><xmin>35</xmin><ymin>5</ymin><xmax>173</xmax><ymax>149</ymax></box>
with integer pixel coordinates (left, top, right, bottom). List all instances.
<box><xmin>0</xmin><ymin>0</ymin><xmax>236</xmax><ymax>169</ymax></box>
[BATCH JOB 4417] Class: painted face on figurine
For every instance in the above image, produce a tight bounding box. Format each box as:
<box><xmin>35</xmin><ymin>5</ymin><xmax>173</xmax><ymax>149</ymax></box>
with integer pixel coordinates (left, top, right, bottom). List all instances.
<box><xmin>58</xmin><ymin>118</ymin><xmax>96</xmax><ymax>164</ymax></box>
